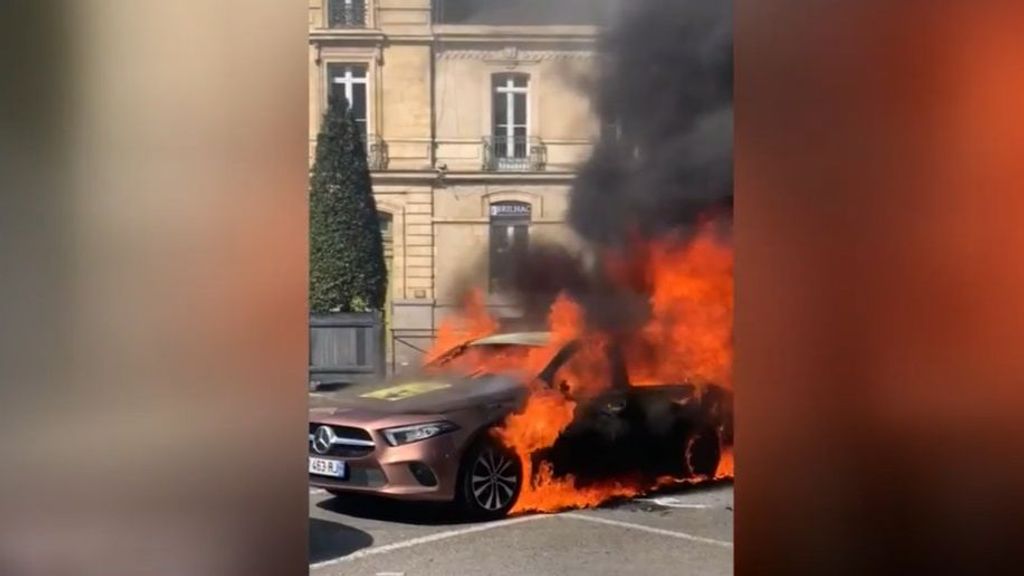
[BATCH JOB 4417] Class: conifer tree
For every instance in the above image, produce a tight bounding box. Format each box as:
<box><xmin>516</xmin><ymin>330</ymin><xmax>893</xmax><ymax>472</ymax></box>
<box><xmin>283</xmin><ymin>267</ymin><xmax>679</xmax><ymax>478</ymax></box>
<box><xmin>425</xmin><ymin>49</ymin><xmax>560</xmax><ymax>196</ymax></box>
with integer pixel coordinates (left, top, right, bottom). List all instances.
<box><xmin>309</xmin><ymin>94</ymin><xmax>387</xmax><ymax>313</ymax></box>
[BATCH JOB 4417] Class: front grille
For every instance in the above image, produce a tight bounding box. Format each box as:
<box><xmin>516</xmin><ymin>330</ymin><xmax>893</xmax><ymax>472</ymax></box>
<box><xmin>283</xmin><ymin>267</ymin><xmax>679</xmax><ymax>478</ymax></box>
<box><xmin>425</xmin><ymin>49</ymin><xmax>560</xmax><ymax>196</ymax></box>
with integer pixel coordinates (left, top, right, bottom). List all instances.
<box><xmin>309</xmin><ymin>423</ymin><xmax>375</xmax><ymax>457</ymax></box>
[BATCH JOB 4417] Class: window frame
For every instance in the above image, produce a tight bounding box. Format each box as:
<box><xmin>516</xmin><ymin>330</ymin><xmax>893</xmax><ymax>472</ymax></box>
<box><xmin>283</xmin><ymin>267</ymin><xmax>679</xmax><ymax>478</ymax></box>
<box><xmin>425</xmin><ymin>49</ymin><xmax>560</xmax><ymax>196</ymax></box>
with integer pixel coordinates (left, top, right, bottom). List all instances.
<box><xmin>325</xmin><ymin>0</ymin><xmax>368</xmax><ymax>28</ymax></box>
<box><xmin>487</xmin><ymin>200</ymin><xmax>532</xmax><ymax>293</ymax></box>
<box><xmin>491</xmin><ymin>73</ymin><xmax>530</xmax><ymax>160</ymax></box>
<box><xmin>325</xmin><ymin>62</ymin><xmax>370</xmax><ymax>141</ymax></box>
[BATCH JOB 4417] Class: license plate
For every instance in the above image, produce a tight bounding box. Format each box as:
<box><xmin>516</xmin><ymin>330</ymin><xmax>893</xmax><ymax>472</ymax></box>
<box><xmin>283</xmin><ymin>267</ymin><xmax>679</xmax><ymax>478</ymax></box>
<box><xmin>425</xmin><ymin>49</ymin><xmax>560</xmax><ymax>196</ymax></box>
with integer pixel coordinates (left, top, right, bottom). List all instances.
<box><xmin>309</xmin><ymin>457</ymin><xmax>347</xmax><ymax>478</ymax></box>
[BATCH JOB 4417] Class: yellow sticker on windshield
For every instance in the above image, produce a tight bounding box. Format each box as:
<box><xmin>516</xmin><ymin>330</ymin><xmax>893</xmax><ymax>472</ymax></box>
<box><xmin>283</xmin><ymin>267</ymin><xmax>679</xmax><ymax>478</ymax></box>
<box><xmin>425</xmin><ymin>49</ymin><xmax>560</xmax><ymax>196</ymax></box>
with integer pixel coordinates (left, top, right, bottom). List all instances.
<box><xmin>360</xmin><ymin>382</ymin><xmax>451</xmax><ymax>402</ymax></box>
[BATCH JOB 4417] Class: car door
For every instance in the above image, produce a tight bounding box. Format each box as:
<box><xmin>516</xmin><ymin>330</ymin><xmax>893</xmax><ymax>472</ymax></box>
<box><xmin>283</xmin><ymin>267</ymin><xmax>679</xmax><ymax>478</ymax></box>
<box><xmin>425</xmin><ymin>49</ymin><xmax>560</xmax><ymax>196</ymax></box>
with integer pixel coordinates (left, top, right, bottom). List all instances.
<box><xmin>531</xmin><ymin>340</ymin><xmax>691</xmax><ymax>481</ymax></box>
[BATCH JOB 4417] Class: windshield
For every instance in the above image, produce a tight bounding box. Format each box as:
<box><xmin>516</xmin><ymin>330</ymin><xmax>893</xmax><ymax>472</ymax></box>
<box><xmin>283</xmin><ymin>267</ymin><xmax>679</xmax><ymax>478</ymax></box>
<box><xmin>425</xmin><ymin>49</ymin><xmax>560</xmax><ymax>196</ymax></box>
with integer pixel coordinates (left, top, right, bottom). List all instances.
<box><xmin>425</xmin><ymin>343</ymin><xmax>559</xmax><ymax>379</ymax></box>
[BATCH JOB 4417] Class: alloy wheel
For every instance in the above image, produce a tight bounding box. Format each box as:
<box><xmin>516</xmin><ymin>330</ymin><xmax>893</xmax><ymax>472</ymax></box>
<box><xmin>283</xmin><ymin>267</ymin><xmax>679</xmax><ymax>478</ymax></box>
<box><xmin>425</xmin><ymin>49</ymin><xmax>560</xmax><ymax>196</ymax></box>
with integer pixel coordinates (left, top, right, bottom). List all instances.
<box><xmin>469</xmin><ymin>447</ymin><xmax>519</xmax><ymax>511</ymax></box>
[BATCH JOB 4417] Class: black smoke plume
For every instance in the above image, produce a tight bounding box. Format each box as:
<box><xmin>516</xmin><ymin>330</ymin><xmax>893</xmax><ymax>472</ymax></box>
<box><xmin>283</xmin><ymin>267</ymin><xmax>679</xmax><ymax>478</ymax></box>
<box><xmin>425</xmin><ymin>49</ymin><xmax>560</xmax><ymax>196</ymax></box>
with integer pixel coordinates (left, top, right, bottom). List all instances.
<box><xmin>505</xmin><ymin>242</ymin><xmax>650</xmax><ymax>335</ymax></box>
<box><xmin>570</xmin><ymin>0</ymin><xmax>733</xmax><ymax>247</ymax></box>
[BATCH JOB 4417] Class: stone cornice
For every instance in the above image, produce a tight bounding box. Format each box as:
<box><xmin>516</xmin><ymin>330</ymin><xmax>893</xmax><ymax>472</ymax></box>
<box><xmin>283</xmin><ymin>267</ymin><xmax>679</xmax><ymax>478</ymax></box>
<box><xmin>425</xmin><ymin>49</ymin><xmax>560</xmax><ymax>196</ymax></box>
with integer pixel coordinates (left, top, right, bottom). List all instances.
<box><xmin>309</xmin><ymin>29</ymin><xmax>387</xmax><ymax>43</ymax></box>
<box><xmin>371</xmin><ymin>170</ymin><xmax>577</xmax><ymax>185</ymax></box>
<box><xmin>437</xmin><ymin>46</ymin><xmax>594</xmax><ymax>61</ymax></box>
<box><xmin>308</xmin><ymin>24</ymin><xmax>601</xmax><ymax>46</ymax></box>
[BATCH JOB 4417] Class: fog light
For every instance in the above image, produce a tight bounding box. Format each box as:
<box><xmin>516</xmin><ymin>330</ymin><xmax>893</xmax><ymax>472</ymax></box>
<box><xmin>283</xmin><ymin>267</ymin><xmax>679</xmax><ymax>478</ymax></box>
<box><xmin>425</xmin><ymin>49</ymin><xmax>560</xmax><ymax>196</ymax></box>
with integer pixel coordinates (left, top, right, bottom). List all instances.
<box><xmin>408</xmin><ymin>462</ymin><xmax>438</xmax><ymax>487</ymax></box>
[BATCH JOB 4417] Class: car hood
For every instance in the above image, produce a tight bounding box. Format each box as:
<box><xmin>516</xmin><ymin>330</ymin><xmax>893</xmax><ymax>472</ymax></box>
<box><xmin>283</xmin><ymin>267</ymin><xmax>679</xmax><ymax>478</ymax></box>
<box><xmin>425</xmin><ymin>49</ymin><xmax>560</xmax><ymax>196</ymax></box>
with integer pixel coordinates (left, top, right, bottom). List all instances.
<box><xmin>311</xmin><ymin>372</ymin><xmax>530</xmax><ymax>418</ymax></box>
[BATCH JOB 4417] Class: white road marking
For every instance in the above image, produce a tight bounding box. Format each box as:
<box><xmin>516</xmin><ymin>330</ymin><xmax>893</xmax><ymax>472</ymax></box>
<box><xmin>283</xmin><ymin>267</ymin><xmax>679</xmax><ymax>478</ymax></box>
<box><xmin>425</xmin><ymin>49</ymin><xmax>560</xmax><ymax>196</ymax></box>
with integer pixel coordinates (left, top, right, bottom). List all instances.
<box><xmin>635</xmin><ymin>496</ymin><xmax>711</xmax><ymax>509</ymax></box>
<box><xmin>309</xmin><ymin>488</ymin><xmax>326</xmax><ymax>495</ymax></box>
<box><xmin>309</xmin><ymin>514</ymin><xmax>551</xmax><ymax>570</ymax></box>
<box><xmin>562</xmin><ymin>512</ymin><xmax>733</xmax><ymax>548</ymax></box>
<box><xmin>375</xmin><ymin>572</ymin><xmax>404</xmax><ymax>576</ymax></box>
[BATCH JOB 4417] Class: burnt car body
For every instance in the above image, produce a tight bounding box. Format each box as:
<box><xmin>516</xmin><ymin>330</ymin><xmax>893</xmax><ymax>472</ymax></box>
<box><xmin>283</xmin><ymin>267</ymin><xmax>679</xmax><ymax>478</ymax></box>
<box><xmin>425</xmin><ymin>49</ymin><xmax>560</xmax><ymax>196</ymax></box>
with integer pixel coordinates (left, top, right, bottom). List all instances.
<box><xmin>309</xmin><ymin>331</ymin><xmax>732</xmax><ymax>518</ymax></box>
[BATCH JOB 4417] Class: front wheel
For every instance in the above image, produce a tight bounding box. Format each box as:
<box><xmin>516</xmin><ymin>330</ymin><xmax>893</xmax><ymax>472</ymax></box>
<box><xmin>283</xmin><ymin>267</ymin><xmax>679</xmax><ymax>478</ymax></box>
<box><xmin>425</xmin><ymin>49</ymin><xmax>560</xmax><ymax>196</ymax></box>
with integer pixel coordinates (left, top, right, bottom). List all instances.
<box><xmin>457</xmin><ymin>437</ymin><xmax>523</xmax><ymax>520</ymax></box>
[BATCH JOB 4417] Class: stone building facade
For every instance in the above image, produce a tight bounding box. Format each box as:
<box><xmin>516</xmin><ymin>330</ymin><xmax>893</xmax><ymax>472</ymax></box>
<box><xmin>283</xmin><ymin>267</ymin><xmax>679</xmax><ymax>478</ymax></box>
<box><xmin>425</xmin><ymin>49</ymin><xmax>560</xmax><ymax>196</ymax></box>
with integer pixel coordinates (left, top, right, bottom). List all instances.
<box><xmin>308</xmin><ymin>0</ymin><xmax>605</xmax><ymax>370</ymax></box>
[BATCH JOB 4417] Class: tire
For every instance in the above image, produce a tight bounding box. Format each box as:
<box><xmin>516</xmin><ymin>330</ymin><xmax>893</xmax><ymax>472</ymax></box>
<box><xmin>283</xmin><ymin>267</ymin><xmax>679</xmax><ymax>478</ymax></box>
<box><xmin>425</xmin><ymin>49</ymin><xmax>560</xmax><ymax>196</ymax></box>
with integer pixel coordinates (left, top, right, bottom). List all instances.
<box><xmin>456</xmin><ymin>436</ymin><xmax>523</xmax><ymax>520</ymax></box>
<box><xmin>685</xmin><ymin>427</ymin><xmax>722</xmax><ymax>479</ymax></box>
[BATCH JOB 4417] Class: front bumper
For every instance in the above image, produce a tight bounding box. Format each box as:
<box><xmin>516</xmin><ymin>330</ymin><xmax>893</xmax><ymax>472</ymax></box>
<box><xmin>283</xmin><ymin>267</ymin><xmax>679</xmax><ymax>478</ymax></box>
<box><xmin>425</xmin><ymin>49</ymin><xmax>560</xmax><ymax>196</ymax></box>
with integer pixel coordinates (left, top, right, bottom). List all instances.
<box><xmin>308</xmin><ymin>429</ymin><xmax>464</xmax><ymax>502</ymax></box>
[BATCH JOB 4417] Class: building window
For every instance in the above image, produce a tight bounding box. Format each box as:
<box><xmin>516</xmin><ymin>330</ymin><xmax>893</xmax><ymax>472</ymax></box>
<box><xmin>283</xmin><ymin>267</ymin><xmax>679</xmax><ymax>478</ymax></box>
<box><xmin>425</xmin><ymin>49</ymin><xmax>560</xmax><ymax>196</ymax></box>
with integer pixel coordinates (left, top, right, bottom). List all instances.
<box><xmin>491</xmin><ymin>74</ymin><xmax>529</xmax><ymax>169</ymax></box>
<box><xmin>378</xmin><ymin>211</ymin><xmax>393</xmax><ymax>284</ymax></box>
<box><xmin>488</xmin><ymin>201</ymin><xmax>531</xmax><ymax>293</ymax></box>
<box><xmin>601</xmin><ymin>117</ymin><xmax>642</xmax><ymax>160</ymax></box>
<box><xmin>378</xmin><ymin>211</ymin><xmax>393</xmax><ymax>241</ymax></box>
<box><xmin>327</xmin><ymin>63</ymin><xmax>368</xmax><ymax>141</ymax></box>
<box><xmin>378</xmin><ymin>211</ymin><xmax>394</xmax><ymax>331</ymax></box>
<box><xmin>327</xmin><ymin>0</ymin><xmax>366</xmax><ymax>28</ymax></box>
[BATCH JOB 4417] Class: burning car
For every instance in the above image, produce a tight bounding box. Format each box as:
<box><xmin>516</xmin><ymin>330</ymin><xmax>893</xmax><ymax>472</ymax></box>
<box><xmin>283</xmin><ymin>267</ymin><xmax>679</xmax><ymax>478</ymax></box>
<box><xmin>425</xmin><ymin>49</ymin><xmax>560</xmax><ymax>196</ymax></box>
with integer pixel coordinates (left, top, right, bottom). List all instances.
<box><xmin>309</xmin><ymin>330</ymin><xmax>733</xmax><ymax>519</ymax></box>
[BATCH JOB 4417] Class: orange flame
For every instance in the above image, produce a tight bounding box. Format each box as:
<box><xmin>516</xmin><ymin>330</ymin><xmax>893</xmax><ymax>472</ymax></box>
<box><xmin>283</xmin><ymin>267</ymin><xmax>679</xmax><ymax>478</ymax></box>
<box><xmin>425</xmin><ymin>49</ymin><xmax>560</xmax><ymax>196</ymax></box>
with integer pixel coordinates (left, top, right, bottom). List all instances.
<box><xmin>715</xmin><ymin>446</ymin><xmax>734</xmax><ymax>479</ymax></box>
<box><xmin>493</xmin><ymin>388</ymin><xmax>647</xmax><ymax>514</ymax></box>
<box><xmin>426</xmin><ymin>228</ymin><xmax>733</xmax><ymax>513</ymax></box>
<box><xmin>425</xmin><ymin>289</ymin><xmax>498</xmax><ymax>364</ymax></box>
<box><xmin>627</xmin><ymin>232</ymin><xmax>734</xmax><ymax>388</ymax></box>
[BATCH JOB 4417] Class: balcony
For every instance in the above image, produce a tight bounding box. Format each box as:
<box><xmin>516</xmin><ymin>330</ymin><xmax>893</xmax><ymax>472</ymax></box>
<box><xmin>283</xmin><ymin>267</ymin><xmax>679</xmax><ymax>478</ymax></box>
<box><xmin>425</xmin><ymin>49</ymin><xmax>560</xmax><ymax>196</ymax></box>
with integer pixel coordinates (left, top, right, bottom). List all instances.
<box><xmin>327</xmin><ymin>0</ymin><xmax>367</xmax><ymax>28</ymax></box>
<box><xmin>482</xmin><ymin>136</ymin><xmax>547</xmax><ymax>172</ymax></box>
<box><xmin>366</xmin><ymin>134</ymin><xmax>388</xmax><ymax>171</ymax></box>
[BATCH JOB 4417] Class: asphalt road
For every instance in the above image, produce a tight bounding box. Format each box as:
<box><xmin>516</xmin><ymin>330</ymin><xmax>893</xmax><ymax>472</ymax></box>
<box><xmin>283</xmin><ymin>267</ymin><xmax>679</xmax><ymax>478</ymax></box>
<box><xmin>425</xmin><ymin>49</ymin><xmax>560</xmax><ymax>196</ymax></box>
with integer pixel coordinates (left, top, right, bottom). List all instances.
<box><xmin>309</xmin><ymin>481</ymin><xmax>733</xmax><ymax>576</ymax></box>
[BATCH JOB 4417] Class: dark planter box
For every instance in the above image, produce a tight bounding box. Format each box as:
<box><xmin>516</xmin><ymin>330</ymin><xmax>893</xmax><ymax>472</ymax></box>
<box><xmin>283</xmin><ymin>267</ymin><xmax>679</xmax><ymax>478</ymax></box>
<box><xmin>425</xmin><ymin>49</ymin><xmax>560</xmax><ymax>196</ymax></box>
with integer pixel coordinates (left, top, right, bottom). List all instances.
<box><xmin>309</xmin><ymin>311</ymin><xmax>384</xmax><ymax>390</ymax></box>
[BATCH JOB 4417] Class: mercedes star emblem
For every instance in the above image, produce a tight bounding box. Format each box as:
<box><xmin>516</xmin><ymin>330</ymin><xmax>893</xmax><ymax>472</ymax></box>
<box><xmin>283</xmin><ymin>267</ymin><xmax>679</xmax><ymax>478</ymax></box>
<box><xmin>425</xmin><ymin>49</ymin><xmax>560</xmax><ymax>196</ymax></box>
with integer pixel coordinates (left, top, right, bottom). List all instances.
<box><xmin>313</xmin><ymin>425</ymin><xmax>334</xmax><ymax>455</ymax></box>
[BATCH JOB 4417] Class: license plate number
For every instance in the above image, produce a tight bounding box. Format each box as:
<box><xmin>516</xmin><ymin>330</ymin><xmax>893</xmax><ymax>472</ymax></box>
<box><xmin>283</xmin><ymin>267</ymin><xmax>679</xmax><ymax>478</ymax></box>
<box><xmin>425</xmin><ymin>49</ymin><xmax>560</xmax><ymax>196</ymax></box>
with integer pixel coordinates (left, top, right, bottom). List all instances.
<box><xmin>309</xmin><ymin>457</ymin><xmax>346</xmax><ymax>478</ymax></box>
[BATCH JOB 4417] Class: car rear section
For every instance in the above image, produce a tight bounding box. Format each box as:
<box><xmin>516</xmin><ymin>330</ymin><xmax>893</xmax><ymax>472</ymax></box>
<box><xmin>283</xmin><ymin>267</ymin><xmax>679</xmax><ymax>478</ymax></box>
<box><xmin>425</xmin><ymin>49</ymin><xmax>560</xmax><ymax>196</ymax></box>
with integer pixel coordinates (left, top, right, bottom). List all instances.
<box><xmin>536</xmin><ymin>383</ymin><xmax>731</xmax><ymax>484</ymax></box>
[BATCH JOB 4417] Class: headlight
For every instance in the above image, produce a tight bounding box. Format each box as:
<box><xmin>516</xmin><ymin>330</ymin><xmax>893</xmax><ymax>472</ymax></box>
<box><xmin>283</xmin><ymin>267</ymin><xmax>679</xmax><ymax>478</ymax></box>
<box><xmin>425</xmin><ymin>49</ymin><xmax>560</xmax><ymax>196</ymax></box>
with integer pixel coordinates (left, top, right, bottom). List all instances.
<box><xmin>382</xmin><ymin>421</ymin><xmax>459</xmax><ymax>447</ymax></box>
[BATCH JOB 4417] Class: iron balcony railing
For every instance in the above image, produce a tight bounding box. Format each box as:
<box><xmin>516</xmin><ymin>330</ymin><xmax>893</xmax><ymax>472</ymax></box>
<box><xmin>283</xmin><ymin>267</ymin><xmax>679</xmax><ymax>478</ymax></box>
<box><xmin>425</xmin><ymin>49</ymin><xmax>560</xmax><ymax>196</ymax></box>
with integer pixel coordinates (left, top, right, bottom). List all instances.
<box><xmin>327</xmin><ymin>0</ymin><xmax>367</xmax><ymax>28</ymax></box>
<box><xmin>366</xmin><ymin>134</ymin><xmax>388</xmax><ymax>171</ymax></box>
<box><xmin>482</xmin><ymin>136</ymin><xmax>547</xmax><ymax>172</ymax></box>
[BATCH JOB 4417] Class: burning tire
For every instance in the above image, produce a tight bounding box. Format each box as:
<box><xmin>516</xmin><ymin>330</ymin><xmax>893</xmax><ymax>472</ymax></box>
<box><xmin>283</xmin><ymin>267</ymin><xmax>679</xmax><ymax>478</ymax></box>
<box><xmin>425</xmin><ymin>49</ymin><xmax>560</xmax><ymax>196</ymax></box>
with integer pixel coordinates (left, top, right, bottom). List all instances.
<box><xmin>456</xmin><ymin>436</ymin><xmax>522</xmax><ymax>519</ymax></box>
<box><xmin>685</xmin><ymin>427</ymin><xmax>721</xmax><ymax>478</ymax></box>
